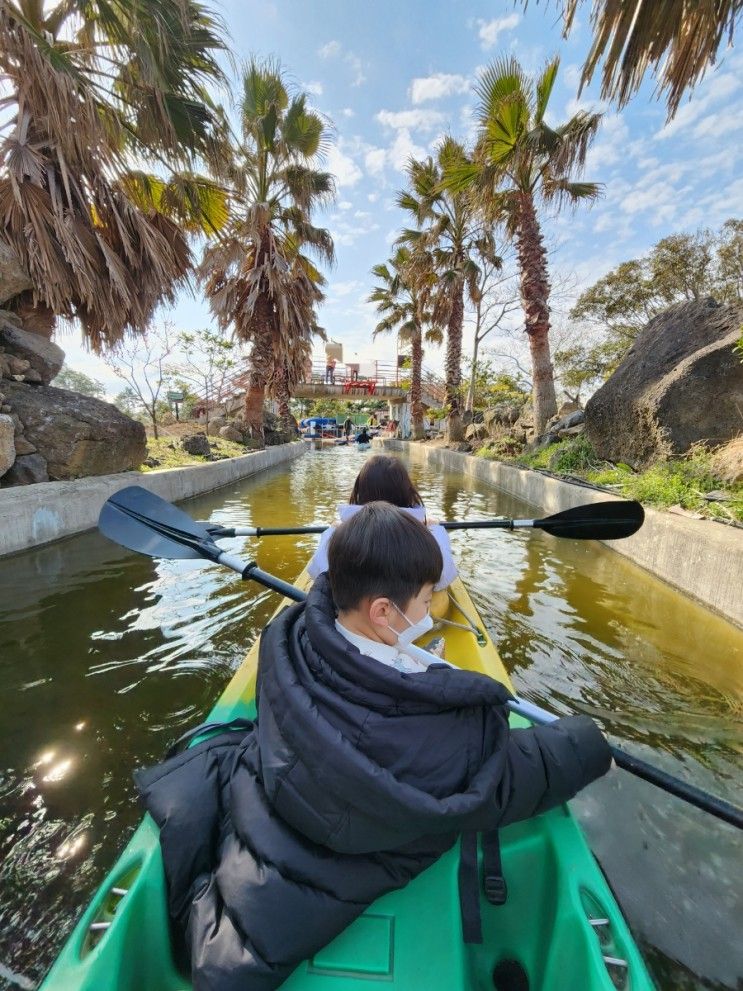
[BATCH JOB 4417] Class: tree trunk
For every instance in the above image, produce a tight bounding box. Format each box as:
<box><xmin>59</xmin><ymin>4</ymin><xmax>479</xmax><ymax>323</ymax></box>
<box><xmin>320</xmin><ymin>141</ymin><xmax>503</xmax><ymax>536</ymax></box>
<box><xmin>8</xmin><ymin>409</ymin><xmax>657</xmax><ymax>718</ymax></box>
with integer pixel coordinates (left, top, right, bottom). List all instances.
<box><xmin>466</xmin><ymin>332</ymin><xmax>480</xmax><ymax>413</ymax></box>
<box><xmin>243</xmin><ymin>287</ymin><xmax>274</xmax><ymax>446</ymax></box>
<box><xmin>444</xmin><ymin>278</ymin><xmax>465</xmax><ymax>442</ymax></box>
<box><xmin>410</xmin><ymin>324</ymin><xmax>424</xmax><ymax>440</ymax></box>
<box><xmin>514</xmin><ymin>192</ymin><xmax>557</xmax><ymax>436</ymax></box>
<box><xmin>274</xmin><ymin>359</ymin><xmax>295</xmax><ymax>435</ymax></box>
<box><xmin>150</xmin><ymin>405</ymin><xmax>159</xmax><ymax>440</ymax></box>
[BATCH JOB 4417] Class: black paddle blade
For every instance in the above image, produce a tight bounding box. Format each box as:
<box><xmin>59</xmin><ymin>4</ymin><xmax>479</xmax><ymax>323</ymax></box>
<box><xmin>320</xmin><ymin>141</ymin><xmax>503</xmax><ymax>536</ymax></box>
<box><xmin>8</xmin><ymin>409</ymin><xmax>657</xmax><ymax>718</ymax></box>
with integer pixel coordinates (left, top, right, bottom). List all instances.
<box><xmin>99</xmin><ymin>486</ymin><xmax>217</xmax><ymax>561</ymax></box>
<box><xmin>536</xmin><ymin>500</ymin><xmax>644</xmax><ymax>541</ymax></box>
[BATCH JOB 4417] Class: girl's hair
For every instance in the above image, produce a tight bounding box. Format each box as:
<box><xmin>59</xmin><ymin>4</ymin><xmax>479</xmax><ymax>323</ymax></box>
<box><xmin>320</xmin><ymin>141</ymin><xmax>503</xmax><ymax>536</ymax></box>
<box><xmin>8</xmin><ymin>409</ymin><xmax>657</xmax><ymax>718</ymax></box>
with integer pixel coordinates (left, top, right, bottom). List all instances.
<box><xmin>349</xmin><ymin>455</ymin><xmax>423</xmax><ymax>507</ymax></box>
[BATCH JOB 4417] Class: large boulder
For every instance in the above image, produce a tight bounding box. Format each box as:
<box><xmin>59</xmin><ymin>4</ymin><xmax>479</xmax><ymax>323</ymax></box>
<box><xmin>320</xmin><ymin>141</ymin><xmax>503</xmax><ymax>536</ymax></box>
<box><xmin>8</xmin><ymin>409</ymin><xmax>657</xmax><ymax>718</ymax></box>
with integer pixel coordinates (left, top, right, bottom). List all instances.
<box><xmin>1</xmin><ymin>380</ymin><xmax>146</xmax><ymax>479</ymax></box>
<box><xmin>181</xmin><ymin>432</ymin><xmax>211</xmax><ymax>457</ymax></box>
<box><xmin>0</xmin><ymin>314</ymin><xmax>64</xmax><ymax>385</ymax></box>
<box><xmin>585</xmin><ymin>299</ymin><xmax>743</xmax><ymax>467</ymax></box>
<box><xmin>2</xmin><ymin>452</ymin><xmax>49</xmax><ymax>485</ymax></box>
<box><xmin>218</xmin><ymin>424</ymin><xmax>244</xmax><ymax>444</ymax></box>
<box><xmin>0</xmin><ymin>412</ymin><xmax>14</xmax><ymax>476</ymax></box>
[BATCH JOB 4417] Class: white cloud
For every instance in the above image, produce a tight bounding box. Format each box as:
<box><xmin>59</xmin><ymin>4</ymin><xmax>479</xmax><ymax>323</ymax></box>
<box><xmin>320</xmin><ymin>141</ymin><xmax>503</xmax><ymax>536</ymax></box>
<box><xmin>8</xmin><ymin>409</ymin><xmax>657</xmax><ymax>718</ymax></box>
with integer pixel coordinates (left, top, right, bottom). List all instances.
<box><xmin>654</xmin><ymin>72</ymin><xmax>739</xmax><ymax>140</ymax></box>
<box><xmin>367</xmin><ymin>191</ymin><xmax>379</xmax><ymax>203</ymax></box>
<box><xmin>338</xmin><ymin>200</ymin><xmax>353</xmax><ymax>210</ymax></box>
<box><xmin>388</xmin><ymin>129</ymin><xmax>426</xmax><ymax>171</ymax></box>
<box><xmin>477</xmin><ymin>14</ymin><xmax>520</xmax><ymax>50</ymax></box>
<box><xmin>318</xmin><ymin>40</ymin><xmax>366</xmax><ymax>86</ymax></box>
<box><xmin>376</xmin><ymin>108</ymin><xmax>445</xmax><ymax>132</ymax></box>
<box><xmin>341</xmin><ymin>107</ymin><xmax>355</xmax><ymax>118</ymax></box>
<box><xmin>410</xmin><ymin>72</ymin><xmax>470</xmax><ymax>104</ymax></box>
<box><xmin>325</xmin><ymin>141</ymin><xmax>363</xmax><ymax>188</ymax></box>
<box><xmin>564</xmin><ymin>63</ymin><xmax>582</xmax><ymax>90</ymax></box>
<box><xmin>565</xmin><ymin>95</ymin><xmax>607</xmax><ymax>117</ymax></box>
<box><xmin>585</xmin><ymin>114</ymin><xmax>630</xmax><ymax>172</ymax></box>
<box><xmin>330</xmin><ymin>280</ymin><xmax>363</xmax><ymax>297</ymax></box>
<box><xmin>317</xmin><ymin>40</ymin><xmax>341</xmax><ymax>58</ymax></box>
<box><xmin>303</xmin><ymin>81</ymin><xmax>323</xmax><ymax>96</ymax></box>
<box><xmin>365</xmin><ymin>147</ymin><xmax>387</xmax><ymax>176</ymax></box>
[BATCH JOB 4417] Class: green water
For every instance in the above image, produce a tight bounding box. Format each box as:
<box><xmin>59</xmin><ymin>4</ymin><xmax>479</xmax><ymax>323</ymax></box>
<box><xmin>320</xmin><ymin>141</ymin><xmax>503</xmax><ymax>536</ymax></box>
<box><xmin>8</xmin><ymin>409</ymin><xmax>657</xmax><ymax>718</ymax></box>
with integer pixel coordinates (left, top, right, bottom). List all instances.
<box><xmin>0</xmin><ymin>446</ymin><xmax>741</xmax><ymax>990</ymax></box>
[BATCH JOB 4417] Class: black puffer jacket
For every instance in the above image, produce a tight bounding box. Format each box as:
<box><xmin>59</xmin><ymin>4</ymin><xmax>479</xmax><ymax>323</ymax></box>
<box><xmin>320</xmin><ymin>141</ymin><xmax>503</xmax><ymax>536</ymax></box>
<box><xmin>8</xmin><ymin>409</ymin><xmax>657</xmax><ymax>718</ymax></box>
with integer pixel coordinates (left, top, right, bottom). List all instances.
<box><xmin>136</xmin><ymin>574</ymin><xmax>611</xmax><ymax>991</ymax></box>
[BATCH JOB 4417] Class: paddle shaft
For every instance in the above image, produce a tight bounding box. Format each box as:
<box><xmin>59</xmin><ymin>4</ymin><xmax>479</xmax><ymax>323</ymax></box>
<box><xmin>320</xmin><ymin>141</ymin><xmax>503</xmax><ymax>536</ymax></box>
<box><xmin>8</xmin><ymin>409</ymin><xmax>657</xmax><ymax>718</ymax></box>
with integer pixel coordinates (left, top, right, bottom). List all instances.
<box><xmin>217</xmin><ymin>552</ymin><xmax>742</xmax><ymax>830</ymax></box>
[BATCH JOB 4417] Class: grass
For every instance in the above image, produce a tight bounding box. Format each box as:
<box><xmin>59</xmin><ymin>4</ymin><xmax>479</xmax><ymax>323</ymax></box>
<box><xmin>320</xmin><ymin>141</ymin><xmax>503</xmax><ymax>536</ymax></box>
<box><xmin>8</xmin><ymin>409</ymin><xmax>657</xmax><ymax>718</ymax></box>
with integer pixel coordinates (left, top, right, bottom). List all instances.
<box><xmin>484</xmin><ymin>435</ymin><xmax>743</xmax><ymax>523</ymax></box>
<box><xmin>139</xmin><ymin>435</ymin><xmax>247</xmax><ymax>471</ymax></box>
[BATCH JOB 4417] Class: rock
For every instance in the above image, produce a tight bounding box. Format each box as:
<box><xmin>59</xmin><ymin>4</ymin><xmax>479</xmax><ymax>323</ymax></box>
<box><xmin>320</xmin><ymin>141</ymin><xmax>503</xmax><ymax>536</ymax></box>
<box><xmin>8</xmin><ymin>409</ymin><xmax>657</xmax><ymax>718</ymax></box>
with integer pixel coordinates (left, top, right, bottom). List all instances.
<box><xmin>0</xmin><ymin>413</ymin><xmax>15</xmax><ymax>476</ymax></box>
<box><xmin>218</xmin><ymin>424</ymin><xmax>244</xmax><ymax>443</ymax></box>
<box><xmin>181</xmin><ymin>432</ymin><xmax>211</xmax><ymax>457</ymax></box>
<box><xmin>702</xmin><ymin>490</ymin><xmax>731</xmax><ymax>502</ymax></box>
<box><xmin>546</xmin><ymin>409</ymin><xmax>585</xmax><ymax>433</ymax></box>
<box><xmin>13</xmin><ymin>434</ymin><xmax>37</xmax><ymax>455</ymax></box>
<box><xmin>207</xmin><ymin>416</ymin><xmax>226</xmax><ymax>436</ymax></box>
<box><xmin>448</xmin><ymin>441</ymin><xmax>471</xmax><ymax>453</ymax></box>
<box><xmin>2</xmin><ymin>452</ymin><xmax>49</xmax><ymax>485</ymax></box>
<box><xmin>556</xmin><ymin>400</ymin><xmax>582</xmax><ymax>418</ymax></box>
<box><xmin>7</xmin><ymin>354</ymin><xmax>30</xmax><ymax>376</ymax></box>
<box><xmin>534</xmin><ymin>432</ymin><xmax>560</xmax><ymax>450</ymax></box>
<box><xmin>0</xmin><ymin>319</ymin><xmax>64</xmax><ymax>385</ymax></box>
<box><xmin>484</xmin><ymin>401</ymin><xmax>523</xmax><ymax>434</ymax></box>
<box><xmin>585</xmin><ymin>299</ymin><xmax>743</xmax><ymax>466</ymax></box>
<box><xmin>465</xmin><ymin>422</ymin><xmax>488</xmax><ymax>442</ymax></box>
<box><xmin>557</xmin><ymin>423</ymin><xmax>586</xmax><ymax>438</ymax></box>
<box><xmin>1</xmin><ymin>380</ymin><xmax>146</xmax><ymax>479</ymax></box>
<box><xmin>143</xmin><ymin>456</ymin><xmax>161</xmax><ymax>468</ymax></box>
<box><xmin>710</xmin><ymin>437</ymin><xmax>743</xmax><ymax>485</ymax></box>
<box><xmin>0</xmin><ymin>244</ymin><xmax>33</xmax><ymax>305</ymax></box>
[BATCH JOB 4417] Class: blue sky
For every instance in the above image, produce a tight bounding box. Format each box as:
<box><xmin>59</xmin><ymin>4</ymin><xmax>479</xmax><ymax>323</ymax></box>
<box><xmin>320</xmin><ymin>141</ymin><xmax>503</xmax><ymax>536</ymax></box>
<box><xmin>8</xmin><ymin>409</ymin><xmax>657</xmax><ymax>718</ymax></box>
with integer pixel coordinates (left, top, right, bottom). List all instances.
<box><xmin>62</xmin><ymin>0</ymin><xmax>743</xmax><ymax>395</ymax></box>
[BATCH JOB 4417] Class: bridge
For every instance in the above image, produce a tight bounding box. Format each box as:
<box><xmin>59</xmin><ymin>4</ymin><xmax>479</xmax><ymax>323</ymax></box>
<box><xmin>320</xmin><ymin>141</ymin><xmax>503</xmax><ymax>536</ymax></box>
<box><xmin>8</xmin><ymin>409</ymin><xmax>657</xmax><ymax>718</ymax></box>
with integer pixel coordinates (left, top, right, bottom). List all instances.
<box><xmin>198</xmin><ymin>358</ymin><xmax>446</xmax><ymax>419</ymax></box>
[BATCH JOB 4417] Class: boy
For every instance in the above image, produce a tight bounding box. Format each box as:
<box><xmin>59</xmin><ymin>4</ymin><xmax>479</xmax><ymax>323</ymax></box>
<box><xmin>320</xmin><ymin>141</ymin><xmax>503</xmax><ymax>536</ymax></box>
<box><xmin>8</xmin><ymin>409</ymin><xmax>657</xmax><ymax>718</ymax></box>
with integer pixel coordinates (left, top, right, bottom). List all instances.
<box><xmin>138</xmin><ymin>503</ymin><xmax>611</xmax><ymax>991</ymax></box>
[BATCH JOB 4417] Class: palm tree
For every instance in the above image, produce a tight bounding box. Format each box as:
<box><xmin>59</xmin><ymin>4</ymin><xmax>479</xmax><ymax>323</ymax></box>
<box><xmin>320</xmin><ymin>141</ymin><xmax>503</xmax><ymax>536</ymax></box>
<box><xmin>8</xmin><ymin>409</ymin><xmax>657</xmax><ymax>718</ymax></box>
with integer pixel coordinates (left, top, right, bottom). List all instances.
<box><xmin>449</xmin><ymin>56</ymin><xmax>601</xmax><ymax>436</ymax></box>
<box><xmin>199</xmin><ymin>61</ymin><xmax>335</xmax><ymax>444</ymax></box>
<box><xmin>539</xmin><ymin>0</ymin><xmax>742</xmax><ymax>117</ymax></box>
<box><xmin>398</xmin><ymin>138</ymin><xmax>499</xmax><ymax>443</ymax></box>
<box><xmin>0</xmin><ymin>0</ymin><xmax>228</xmax><ymax>348</ymax></box>
<box><xmin>369</xmin><ymin>247</ymin><xmax>440</xmax><ymax>440</ymax></box>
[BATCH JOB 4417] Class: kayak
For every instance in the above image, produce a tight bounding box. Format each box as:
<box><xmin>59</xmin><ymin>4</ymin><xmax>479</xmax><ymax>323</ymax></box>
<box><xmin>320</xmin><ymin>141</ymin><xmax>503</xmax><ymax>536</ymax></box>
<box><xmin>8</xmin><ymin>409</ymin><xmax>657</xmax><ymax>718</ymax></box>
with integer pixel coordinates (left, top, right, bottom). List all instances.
<box><xmin>357</xmin><ymin>441</ymin><xmax>371</xmax><ymax>450</ymax></box>
<box><xmin>41</xmin><ymin>574</ymin><xmax>655</xmax><ymax>991</ymax></box>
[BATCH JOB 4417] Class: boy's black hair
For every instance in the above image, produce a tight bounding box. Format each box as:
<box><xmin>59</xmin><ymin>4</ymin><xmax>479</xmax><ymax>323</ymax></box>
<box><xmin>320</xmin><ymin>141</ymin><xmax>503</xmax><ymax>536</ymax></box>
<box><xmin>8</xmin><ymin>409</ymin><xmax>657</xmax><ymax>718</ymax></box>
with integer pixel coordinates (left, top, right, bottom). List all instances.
<box><xmin>328</xmin><ymin>502</ymin><xmax>442</xmax><ymax>612</ymax></box>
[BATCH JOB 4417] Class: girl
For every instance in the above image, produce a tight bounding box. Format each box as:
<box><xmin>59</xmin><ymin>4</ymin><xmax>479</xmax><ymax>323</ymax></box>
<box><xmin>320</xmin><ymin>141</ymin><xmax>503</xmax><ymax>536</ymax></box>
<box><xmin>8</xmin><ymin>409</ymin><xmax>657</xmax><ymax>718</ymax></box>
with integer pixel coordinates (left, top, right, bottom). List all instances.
<box><xmin>306</xmin><ymin>455</ymin><xmax>457</xmax><ymax>593</ymax></box>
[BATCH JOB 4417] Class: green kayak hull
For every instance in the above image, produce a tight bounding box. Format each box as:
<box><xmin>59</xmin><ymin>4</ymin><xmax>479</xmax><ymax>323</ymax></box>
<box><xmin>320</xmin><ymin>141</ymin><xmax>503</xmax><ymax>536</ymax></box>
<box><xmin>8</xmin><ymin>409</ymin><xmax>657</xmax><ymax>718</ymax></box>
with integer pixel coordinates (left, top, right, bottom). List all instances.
<box><xmin>41</xmin><ymin>578</ymin><xmax>655</xmax><ymax>990</ymax></box>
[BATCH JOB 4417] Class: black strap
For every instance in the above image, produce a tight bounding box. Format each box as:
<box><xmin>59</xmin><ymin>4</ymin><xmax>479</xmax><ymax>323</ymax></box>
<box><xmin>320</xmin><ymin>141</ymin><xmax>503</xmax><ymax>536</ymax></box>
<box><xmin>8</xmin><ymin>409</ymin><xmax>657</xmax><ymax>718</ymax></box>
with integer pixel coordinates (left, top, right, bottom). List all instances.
<box><xmin>482</xmin><ymin>829</ymin><xmax>508</xmax><ymax>905</ymax></box>
<box><xmin>458</xmin><ymin>831</ymin><xmax>483</xmax><ymax>944</ymax></box>
<box><xmin>165</xmin><ymin>717</ymin><xmax>254</xmax><ymax>759</ymax></box>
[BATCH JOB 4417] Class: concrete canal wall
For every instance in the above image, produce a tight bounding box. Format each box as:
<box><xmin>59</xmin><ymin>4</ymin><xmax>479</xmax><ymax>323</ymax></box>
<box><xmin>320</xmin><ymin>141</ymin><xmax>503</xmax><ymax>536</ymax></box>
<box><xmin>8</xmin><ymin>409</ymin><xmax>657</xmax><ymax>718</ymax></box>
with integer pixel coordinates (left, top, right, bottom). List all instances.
<box><xmin>0</xmin><ymin>441</ymin><xmax>306</xmax><ymax>559</ymax></box>
<box><xmin>380</xmin><ymin>439</ymin><xmax>743</xmax><ymax>630</ymax></box>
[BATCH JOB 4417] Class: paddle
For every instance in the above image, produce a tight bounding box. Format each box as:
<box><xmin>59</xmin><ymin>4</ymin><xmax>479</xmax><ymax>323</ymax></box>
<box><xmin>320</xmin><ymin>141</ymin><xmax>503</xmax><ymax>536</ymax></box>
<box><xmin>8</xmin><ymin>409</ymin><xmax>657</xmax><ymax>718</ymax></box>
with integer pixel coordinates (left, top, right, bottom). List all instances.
<box><xmin>203</xmin><ymin>498</ymin><xmax>645</xmax><ymax>542</ymax></box>
<box><xmin>98</xmin><ymin>486</ymin><xmax>742</xmax><ymax>830</ymax></box>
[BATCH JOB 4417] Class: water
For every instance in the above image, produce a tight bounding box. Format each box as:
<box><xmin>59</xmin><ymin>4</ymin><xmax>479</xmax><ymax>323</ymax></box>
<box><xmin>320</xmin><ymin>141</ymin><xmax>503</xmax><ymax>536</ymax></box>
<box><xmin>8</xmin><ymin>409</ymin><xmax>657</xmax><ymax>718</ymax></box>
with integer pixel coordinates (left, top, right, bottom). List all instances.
<box><xmin>0</xmin><ymin>446</ymin><xmax>741</xmax><ymax>990</ymax></box>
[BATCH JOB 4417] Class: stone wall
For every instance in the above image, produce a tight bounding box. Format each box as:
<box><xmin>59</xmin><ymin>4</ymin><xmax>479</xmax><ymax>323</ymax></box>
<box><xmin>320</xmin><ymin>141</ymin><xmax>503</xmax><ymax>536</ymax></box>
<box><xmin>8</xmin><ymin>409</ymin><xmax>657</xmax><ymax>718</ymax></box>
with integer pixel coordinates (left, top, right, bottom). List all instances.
<box><xmin>379</xmin><ymin>440</ymin><xmax>743</xmax><ymax>630</ymax></box>
<box><xmin>0</xmin><ymin>441</ymin><xmax>306</xmax><ymax>558</ymax></box>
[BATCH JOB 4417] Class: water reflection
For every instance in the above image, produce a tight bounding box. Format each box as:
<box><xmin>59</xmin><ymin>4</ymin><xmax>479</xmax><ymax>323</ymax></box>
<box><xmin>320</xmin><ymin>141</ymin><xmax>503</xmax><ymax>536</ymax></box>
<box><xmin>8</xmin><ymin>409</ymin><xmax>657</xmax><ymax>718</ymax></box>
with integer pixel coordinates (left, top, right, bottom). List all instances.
<box><xmin>0</xmin><ymin>447</ymin><xmax>741</xmax><ymax>989</ymax></box>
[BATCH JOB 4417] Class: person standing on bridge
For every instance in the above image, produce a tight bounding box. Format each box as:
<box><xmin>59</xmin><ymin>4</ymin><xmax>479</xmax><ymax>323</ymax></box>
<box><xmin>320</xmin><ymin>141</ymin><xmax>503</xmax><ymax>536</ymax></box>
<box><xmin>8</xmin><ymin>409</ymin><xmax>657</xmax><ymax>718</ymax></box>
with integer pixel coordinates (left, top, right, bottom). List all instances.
<box><xmin>325</xmin><ymin>357</ymin><xmax>337</xmax><ymax>384</ymax></box>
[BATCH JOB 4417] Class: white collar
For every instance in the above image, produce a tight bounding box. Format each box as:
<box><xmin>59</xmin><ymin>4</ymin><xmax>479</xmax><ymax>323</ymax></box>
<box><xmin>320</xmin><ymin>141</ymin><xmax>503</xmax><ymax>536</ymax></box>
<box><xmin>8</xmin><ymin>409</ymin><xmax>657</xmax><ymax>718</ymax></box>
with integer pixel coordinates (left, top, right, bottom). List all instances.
<box><xmin>334</xmin><ymin>620</ymin><xmax>430</xmax><ymax>673</ymax></box>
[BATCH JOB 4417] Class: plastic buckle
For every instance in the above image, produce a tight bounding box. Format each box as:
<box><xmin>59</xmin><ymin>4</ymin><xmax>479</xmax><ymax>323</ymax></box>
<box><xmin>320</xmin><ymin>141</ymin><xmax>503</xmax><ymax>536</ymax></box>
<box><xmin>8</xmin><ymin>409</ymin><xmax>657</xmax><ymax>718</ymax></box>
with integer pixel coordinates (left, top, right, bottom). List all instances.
<box><xmin>484</xmin><ymin>875</ymin><xmax>508</xmax><ymax>905</ymax></box>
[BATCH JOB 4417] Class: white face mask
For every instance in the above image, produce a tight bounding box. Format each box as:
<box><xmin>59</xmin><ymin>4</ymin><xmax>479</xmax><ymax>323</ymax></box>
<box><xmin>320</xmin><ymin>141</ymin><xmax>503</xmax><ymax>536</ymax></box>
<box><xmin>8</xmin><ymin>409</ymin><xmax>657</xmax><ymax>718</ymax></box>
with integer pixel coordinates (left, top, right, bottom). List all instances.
<box><xmin>388</xmin><ymin>602</ymin><xmax>434</xmax><ymax>648</ymax></box>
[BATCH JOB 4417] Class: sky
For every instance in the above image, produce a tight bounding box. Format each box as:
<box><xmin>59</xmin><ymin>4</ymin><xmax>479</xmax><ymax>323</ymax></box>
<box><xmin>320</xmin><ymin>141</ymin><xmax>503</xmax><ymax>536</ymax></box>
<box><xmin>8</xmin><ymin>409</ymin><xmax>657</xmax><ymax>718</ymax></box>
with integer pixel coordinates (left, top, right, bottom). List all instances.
<box><xmin>60</xmin><ymin>0</ymin><xmax>743</xmax><ymax>396</ymax></box>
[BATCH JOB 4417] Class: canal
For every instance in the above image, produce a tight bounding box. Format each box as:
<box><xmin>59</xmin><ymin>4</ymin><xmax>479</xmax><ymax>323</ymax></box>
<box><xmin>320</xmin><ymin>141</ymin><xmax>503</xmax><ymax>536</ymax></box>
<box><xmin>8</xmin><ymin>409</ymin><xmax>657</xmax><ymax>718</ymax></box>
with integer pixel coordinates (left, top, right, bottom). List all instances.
<box><xmin>0</xmin><ymin>446</ymin><xmax>741</xmax><ymax>990</ymax></box>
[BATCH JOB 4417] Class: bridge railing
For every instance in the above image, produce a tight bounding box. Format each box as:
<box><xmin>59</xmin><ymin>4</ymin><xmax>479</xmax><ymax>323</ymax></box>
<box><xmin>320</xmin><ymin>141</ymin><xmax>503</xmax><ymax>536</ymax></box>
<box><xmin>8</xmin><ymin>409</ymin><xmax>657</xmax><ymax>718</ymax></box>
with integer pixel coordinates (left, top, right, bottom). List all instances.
<box><xmin>193</xmin><ymin>357</ymin><xmax>448</xmax><ymax>410</ymax></box>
